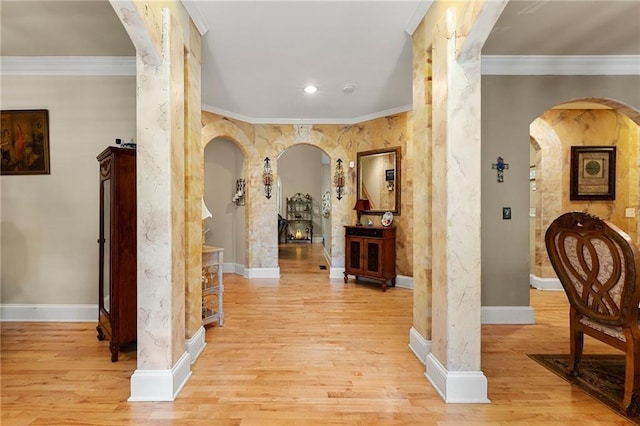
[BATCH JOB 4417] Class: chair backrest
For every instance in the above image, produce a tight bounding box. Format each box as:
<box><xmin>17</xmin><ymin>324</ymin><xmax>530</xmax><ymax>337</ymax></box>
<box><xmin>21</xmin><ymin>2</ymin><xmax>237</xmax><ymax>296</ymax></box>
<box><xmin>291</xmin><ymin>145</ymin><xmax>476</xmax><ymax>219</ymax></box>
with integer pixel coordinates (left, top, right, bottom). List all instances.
<box><xmin>545</xmin><ymin>211</ymin><xmax>640</xmax><ymax>327</ymax></box>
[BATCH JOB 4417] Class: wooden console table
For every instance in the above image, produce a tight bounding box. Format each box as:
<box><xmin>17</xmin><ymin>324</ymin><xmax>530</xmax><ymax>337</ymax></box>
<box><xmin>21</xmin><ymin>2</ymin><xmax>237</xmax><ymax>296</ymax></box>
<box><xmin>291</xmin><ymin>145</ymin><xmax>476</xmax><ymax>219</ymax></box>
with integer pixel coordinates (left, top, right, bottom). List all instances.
<box><xmin>343</xmin><ymin>226</ymin><xmax>396</xmax><ymax>291</ymax></box>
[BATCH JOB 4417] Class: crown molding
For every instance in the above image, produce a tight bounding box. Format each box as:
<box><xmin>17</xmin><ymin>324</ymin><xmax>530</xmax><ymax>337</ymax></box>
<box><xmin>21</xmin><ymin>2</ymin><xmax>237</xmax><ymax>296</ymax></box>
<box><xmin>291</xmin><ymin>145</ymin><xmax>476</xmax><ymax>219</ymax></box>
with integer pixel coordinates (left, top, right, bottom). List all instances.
<box><xmin>201</xmin><ymin>103</ymin><xmax>412</xmax><ymax>125</ymax></box>
<box><xmin>180</xmin><ymin>0</ymin><xmax>209</xmax><ymax>36</ymax></box>
<box><xmin>0</xmin><ymin>56</ymin><xmax>135</xmax><ymax>76</ymax></box>
<box><xmin>481</xmin><ymin>55</ymin><xmax>640</xmax><ymax>75</ymax></box>
<box><xmin>403</xmin><ymin>0</ymin><xmax>434</xmax><ymax>36</ymax></box>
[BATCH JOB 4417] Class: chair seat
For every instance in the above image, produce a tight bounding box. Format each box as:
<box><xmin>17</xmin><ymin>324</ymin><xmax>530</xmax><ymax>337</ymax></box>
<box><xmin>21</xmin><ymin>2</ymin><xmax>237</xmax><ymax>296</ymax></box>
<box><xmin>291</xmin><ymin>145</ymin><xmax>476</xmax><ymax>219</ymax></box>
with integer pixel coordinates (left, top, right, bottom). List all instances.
<box><xmin>580</xmin><ymin>316</ymin><xmax>640</xmax><ymax>342</ymax></box>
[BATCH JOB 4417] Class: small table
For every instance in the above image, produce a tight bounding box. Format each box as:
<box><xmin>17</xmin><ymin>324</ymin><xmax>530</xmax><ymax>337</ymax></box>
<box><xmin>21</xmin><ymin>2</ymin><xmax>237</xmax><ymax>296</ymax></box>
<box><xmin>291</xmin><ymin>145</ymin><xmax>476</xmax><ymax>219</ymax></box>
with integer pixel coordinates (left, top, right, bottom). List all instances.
<box><xmin>202</xmin><ymin>245</ymin><xmax>224</xmax><ymax>326</ymax></box>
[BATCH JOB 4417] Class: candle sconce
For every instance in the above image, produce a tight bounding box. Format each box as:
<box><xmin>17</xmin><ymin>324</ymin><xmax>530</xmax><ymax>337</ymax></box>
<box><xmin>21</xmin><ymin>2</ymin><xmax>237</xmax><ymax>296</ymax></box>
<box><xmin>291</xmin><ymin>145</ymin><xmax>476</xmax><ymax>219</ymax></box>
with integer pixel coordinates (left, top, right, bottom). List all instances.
<box><xmin>232</xmin><ymin>179</ymin><xmax>245</xmax><ymax>206</ymax></box>
<box><xmin>263</xmin><ymin>157</ymin><xmax>273</xmax><ymax>199</ymax></box>
<box><xmin>334</xmin><ymin>158</ymin><xmax>345</xmax><ymax>200</ymax></box>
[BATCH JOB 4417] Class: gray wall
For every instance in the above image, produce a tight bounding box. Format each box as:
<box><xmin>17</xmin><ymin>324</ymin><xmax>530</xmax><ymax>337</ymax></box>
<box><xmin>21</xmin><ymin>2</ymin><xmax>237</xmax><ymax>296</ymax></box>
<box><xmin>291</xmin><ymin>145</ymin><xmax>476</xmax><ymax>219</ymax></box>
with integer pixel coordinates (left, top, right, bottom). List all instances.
<box><xmin>481</xmin><ymin>75</ymin><xmax>640</xmax><ymax>307</ymax></box>
<box><xmin>204</xmin><ymin>138</ymin><xmax>246</xmax><ymax>266</ymax></box>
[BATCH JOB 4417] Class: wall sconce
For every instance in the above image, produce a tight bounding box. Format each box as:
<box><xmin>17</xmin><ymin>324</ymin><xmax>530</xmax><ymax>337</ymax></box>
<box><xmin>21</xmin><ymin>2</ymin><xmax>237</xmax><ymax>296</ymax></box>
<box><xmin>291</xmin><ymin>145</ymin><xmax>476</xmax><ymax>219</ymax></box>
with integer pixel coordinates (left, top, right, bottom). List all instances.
<box><xmin>353</xmin><ymin>198</ymin><xmax>371</xmax><ymax>226</ymax></box>
<box><xmin>232</xmin><ymin>179</ymin><xmax>245</xmax><ymax>206</ymax></box>
<box><xmin>334</xmin><ymin>158</ymin><xmax>345</xmax><ymax>200</ymax></box>
<box><xmin>263</xmin><ymin>157</ymin><xmax>273</xmax><ymax>199</ymax></box>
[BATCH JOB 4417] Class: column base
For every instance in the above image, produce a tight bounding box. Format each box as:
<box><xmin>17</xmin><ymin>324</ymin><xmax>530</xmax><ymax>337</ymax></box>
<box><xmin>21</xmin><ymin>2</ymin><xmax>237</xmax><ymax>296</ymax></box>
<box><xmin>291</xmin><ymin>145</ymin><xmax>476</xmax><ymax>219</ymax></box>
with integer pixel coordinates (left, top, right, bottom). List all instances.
<box><xmin>128</xmin><ymin>351</ymin><xmax>192</xmax><ymax>401</ymax></box>
<box><xmin>425</xmin><ymin>353</ymin><xmax>490</xmax><ymax>403</ymax></box>
<box><xmin>185</xmin><ymin>326</ymin><xmax>206</xmax><ymax>364</ymax></box>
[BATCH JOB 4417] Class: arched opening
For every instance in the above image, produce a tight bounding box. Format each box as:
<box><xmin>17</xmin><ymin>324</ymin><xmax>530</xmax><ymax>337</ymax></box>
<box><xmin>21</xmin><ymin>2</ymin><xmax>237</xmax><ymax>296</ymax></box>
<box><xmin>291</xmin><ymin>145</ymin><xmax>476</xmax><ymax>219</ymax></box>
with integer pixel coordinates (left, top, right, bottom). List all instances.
<box><xmin>529</xmin><ymin>98</ymin><xmax>640</xmax><ymax>289</ymax></box>
<box><xmin>277</xmin><ymin>143</ymin><xmax>331</xmax><ymax>275</ymax></box>
<box><xmin>204</xmin><ymin>136</ymin><xmax>247</xmax><ymax>274</ymax></box>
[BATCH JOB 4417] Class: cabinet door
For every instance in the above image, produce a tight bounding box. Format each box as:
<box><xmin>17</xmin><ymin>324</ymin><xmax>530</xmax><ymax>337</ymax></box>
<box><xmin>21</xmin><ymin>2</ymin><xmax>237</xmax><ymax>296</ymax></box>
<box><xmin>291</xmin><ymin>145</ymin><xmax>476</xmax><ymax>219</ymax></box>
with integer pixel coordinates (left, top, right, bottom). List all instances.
<box><xmin>346</xmin><ymin>237</ymin><xmax>364</xmax><ymax>274</ymax></box>
<box><xmin>363</xmin><ymin>239</ymin><xmax>383</xmax><ymax>276</ymax></box>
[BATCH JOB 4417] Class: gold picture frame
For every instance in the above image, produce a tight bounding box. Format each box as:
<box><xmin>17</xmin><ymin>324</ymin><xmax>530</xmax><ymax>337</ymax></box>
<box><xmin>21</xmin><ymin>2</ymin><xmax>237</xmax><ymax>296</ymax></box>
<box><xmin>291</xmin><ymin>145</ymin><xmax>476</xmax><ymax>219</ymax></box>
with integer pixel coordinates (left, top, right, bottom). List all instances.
<box><xmin>570</xmin><ymin>146</ymin><xmax>616</xmax><ymax>200</ymax></box>
<box><xmin>1</xmin><ymin>109</ymin><xmax>50</xmax><ymax>175</ymax></box>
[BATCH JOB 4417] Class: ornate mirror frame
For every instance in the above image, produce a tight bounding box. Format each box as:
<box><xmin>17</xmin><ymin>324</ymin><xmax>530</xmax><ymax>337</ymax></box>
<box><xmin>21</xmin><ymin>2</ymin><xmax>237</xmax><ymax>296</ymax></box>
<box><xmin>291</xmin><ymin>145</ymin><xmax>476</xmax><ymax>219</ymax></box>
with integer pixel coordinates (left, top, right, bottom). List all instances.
<box><xmin>356</xmin><ymin>146</ymin><xmax>401</xmax><ymax>215</ymax></box>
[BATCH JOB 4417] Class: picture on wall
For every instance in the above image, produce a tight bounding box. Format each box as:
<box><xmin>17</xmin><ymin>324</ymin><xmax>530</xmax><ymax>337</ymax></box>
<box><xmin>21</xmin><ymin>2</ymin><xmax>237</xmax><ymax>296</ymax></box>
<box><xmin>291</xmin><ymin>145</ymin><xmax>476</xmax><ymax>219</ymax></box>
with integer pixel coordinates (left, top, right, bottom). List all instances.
<box><xmin>570</xmin><ymin>146</ymin><xmax>616</xmax><ymax>200</ymax></box>
<box><xmin>1</xmin><ymin>109</ymin><xmax>50</xmax><ymax>175</ymax></box>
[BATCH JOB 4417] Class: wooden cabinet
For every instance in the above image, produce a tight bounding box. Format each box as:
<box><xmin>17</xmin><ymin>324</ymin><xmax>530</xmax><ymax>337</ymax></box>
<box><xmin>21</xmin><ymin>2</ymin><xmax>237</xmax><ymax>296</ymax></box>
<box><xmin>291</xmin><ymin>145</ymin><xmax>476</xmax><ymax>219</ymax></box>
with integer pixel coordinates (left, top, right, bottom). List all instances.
<box><xmin>202</xmin><ymin>245</ymin><xmax>224</xmax><ymax>327</ymax></box>
<box><xmin>96</xmin><ymin>147</ymin><xmax>137</xmax><ymax>362</ymax></box>
<box><xmin>285</xmin><ymin>192</ymin><xmax>313</xmax><ymax>243</ymax></box>
<box><xmin>343</xmin><ymin>226</ymin><xmax>396</xmax><ymax>291</ymax></box>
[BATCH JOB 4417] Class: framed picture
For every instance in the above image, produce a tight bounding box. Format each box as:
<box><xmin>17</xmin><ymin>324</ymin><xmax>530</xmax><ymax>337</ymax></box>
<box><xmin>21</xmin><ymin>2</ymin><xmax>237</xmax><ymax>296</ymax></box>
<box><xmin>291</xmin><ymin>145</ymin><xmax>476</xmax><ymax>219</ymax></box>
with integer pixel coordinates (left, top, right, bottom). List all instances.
<box><xmin>1</xmin><ymin>109</ymin><xmax>50</xmax><ymax>175</ymax></box>
<box><xmin>385</xmin><ymin>169</ymin><xmax>395</xmax><ymax>181</ymax></box>
<box><xmin>570</xmin><ymin>146</ymin><xmax>616</xmax><ymax>200</ymax></box>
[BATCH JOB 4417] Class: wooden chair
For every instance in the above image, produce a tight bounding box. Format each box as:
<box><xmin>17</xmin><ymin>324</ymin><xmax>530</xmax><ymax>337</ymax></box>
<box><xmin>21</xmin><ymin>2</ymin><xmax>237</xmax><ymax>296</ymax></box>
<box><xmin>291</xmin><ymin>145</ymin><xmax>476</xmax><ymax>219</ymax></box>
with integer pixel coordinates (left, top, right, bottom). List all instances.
<box><xmin>545</xmin><ymin>211</ymin><xmax>640</xmax><ymax>414</ymax></box>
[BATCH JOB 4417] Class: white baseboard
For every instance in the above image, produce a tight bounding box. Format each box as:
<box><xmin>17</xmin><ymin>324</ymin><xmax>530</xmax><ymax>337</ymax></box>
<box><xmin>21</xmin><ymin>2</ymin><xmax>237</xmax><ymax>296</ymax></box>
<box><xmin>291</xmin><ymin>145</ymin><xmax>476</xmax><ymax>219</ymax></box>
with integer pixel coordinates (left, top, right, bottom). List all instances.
<box><xmin>481</xmin><ymin>306</ymin><xmax>535</xmax><ymax>324</ymax></box>
<box><xmin>330</xmin><ymin>267</ymin><xmax>345</xmax><ymax>280</ymax></box>
<box><xmin>409</xmin><ymin>327</ymin><xmax>431</xmax><ymax>365</ymax></box>
<box><xmin>425</xmin><ymin>354</ymin><xmax>490</xmax><ymax>403</ymax></box>
<box><xmin>129</xmin><ymin>351</ymin><xmax>192</xmax><ymax>402</ymax></box>
<box><xmin>185</xmin><ymin>326</ymin><xmax>206</xmax><ymax>364</ymax></box>
<box><xmin>312</xmin><ymin>236</ymin><xmax>324</xmax><ymax>244</ymax></box>
<box><xmin>226</xmin><ymin>262</ymin><xmax>246</xmax><ymax>276</ymax></box>
<box><xmin>0</xmin><ymin>304</ymin><xmax>97</xmax><ymax>322</ymax></box>
<box><xmin>530</xmin><ymin>274</ymin><xmax>562</xmax><ymax>291</ymax></box>
<box><xmin>244</xmin><ymin>267</ymin><xmax>280</xmax><ymax>279</ymax></box>
<box><xmin>395</xmin><ymin>275</ymin><xmax>413</xmax><ymax>289</ymax></box>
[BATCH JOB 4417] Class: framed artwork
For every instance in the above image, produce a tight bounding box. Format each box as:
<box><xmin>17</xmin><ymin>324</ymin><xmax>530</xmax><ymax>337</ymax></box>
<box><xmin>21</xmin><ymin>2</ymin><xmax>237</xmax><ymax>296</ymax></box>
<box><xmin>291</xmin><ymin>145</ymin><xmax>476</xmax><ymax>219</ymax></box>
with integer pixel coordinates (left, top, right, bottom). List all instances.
<box><xmin>570</xmin><ymin>146</ymin><xmax>616</xmax><ymax>200</ymax></box>
<box><xmin>1</xmin><ymin>109</ymin><xmax>50</xmax><ymax>175</ymax></box>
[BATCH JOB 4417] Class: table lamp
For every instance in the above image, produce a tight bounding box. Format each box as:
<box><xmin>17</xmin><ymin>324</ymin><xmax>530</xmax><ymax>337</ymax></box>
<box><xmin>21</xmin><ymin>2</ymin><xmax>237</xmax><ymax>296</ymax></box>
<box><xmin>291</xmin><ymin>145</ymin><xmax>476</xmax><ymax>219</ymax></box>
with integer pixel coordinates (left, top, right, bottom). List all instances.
<box><xmin>353</xmin><ymin>199</ymin><xmax>371</xmax><ymax>226</ymax></box>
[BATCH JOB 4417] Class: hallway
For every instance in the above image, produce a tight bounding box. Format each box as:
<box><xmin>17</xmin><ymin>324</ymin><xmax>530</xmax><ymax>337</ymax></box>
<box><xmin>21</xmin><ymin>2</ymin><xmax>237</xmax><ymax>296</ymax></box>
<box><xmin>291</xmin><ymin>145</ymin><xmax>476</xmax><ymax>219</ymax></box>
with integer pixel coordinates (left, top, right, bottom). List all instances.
<box><xmin>278</xmin><ymin>242</ymin><xmax>330</xmax><ymax>275</ymax></box>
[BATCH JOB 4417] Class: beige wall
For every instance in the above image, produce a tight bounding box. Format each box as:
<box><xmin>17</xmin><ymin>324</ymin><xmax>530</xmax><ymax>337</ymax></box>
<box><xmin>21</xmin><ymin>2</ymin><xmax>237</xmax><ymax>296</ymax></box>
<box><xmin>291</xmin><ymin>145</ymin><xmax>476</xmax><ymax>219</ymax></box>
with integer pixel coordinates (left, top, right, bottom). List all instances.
<box><xmin>0</xmin><ymin>75</ymin><xmax>136</xmax><ymax>304</ymax></box>
<box><xmin>201</xmin><ymin>112</ymin><xmax>413</xmax><ymax>277</ymax></box>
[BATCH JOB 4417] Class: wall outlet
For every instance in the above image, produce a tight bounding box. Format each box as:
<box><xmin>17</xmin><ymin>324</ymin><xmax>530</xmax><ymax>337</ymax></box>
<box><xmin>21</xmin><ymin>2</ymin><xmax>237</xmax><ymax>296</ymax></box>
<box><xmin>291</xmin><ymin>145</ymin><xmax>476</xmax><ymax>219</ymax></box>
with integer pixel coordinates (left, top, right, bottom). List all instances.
<box><xmin>502</xmin><ymin>207</ymin><xmax>511</xmax><ymax>220</ymax></box>
<box><xmin>625</xmin><ymin>208</ymin><xmax>636</xmax><ymax>218</ymax></box>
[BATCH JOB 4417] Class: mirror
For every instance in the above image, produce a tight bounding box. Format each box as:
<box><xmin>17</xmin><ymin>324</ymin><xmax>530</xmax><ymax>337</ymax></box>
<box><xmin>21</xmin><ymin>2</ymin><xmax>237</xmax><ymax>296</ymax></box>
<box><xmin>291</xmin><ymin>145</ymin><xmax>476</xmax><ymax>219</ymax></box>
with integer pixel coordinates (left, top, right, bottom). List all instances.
<box><xmin>357</xmin><ymin>147</ymin><xmax>400</xmax><ymax>215</ymax></box>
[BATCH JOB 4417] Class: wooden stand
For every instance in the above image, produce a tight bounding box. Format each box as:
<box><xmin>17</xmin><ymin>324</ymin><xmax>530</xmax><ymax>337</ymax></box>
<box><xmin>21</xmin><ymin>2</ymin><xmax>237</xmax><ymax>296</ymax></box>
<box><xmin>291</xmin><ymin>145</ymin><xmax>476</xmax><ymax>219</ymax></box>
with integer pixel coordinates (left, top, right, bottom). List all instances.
<box><xmin>202</xmin><ymin>245</ymin><xmax>224</xmax><ymax>326</ymax></box>
<box><xmin>343</xmin><ymin>226</ymin><xmax>396</xmax><ymax>291</ymax></box>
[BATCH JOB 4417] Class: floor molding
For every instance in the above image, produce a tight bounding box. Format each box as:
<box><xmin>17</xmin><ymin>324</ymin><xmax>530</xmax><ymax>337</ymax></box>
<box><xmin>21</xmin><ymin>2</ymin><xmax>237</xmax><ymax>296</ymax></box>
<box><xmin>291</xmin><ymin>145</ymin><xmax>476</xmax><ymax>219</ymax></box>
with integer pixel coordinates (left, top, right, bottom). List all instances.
<box><xmin>529</xmin><ymin>274</ymin><xmax>562</xmax><ymax>291</ymax></box>
<box><xmin>481</xmin><ymin>305</ymin><xmax>535</xmax><ymax>324</ymax></box>
<box><xmin>425</xmin><ymin>354</ymin><xmax>490</xmax><ymax>404</ymax></box>
<box><xmin>185</xmin><ymin>326</ymin><xmax>206</xmax><ymax>364</ymax></box>
<box><xmin>129</xmin><ymin>351</ymin><xmax>192</xmax><ymax>402</ymax></box>
<box><xmin>244</xmin><ymin>267</ymin><xmax>280</xmax><ymax>279</ymax></box>
<box><xmin>0</xmin><ymin>304</ymin><xmax>97</xmax><ymax>322</ymax></box>
<box><xmin>409</xmin><ymin>327</ymin><xmax>431</xmax><ymax>365</ymax></box>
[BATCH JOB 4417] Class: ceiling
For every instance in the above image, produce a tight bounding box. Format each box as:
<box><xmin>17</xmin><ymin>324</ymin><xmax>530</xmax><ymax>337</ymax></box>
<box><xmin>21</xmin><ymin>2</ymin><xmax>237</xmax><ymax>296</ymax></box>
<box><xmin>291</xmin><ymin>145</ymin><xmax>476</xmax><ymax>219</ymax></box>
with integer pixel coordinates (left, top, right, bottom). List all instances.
<box><xmin>1</xmin><ymin>1</ymin><xmax>639</xmax><ymax>123</ymax></box>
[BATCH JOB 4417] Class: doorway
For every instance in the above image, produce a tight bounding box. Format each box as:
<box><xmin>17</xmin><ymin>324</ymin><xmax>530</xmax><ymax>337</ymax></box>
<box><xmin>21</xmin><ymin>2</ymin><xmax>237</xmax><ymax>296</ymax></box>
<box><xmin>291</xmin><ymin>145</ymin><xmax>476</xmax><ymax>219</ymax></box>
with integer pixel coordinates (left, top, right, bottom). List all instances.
<box><xmin>277</xmin><ymin>144</ymin><xmax>331</xmax><ymax>274</ymax></box>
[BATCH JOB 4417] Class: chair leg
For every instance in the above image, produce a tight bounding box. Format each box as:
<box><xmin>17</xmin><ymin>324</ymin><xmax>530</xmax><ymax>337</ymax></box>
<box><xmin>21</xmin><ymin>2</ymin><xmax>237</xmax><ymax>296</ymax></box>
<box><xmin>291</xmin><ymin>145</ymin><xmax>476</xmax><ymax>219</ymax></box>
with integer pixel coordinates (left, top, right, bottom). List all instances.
<box><xmin>566</xmin><ymin>311</ymin><xmax>583</xmax><ymax>377</ymax></box>
<box><xmin>622</xmin><ymin>331</ymin><xmax>640</xmax><ymax>415</ymax></box>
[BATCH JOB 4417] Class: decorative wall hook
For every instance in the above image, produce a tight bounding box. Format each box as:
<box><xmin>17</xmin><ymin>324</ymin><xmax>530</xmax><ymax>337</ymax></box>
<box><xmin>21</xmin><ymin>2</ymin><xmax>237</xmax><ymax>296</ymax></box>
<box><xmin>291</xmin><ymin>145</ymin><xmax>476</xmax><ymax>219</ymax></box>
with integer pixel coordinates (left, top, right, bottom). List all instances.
<box><xmin>334</xmin><ymin>158</ymin><xmax>345</xmax><ymax>200</ymax></box>
<box><xmin>263</xmin><ymin>157</ymin><xmax>273</xmax><ymax>199</ymax></box>
<box><xmin>491</xmin><ymin>156</ymin><xmax>509</xmax><ymax>182</ymax></box>
<box><xmin>232</xmin><ymin>178</ymin><xmax>245</xmax><ymax>206</ymax></box>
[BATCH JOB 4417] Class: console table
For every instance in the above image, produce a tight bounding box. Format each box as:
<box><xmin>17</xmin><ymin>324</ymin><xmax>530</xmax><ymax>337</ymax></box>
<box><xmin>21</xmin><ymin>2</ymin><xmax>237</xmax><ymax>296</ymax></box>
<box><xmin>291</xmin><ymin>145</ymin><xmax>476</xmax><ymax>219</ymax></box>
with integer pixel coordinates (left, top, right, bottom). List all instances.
<box><xmin>202</xmin><ymin>245</ymin><xmax>224</xmax><ymax>326</ymax></box>
<box><xmin>343</xmin><ymin>226</ymin><xmax>396</xmax><ymax>291</ymax></box>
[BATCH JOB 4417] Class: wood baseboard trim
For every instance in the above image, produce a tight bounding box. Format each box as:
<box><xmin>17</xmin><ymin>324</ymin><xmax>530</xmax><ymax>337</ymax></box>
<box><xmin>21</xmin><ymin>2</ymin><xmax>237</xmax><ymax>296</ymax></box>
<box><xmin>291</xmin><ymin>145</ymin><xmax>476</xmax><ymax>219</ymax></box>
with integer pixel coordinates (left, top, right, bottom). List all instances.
<box><xmin>425</xmin><ymin>354</ymin><xmax>490</xmax><ymax>403</ymax></box>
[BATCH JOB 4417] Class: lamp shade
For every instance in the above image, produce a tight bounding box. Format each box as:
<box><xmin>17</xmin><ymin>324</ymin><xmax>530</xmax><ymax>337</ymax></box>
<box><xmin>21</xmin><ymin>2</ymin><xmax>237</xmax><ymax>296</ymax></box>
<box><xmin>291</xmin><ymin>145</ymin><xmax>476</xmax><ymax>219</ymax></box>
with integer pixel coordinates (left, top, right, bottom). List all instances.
<box><xmin>353</xmin><ymin>199</ymin><xmax>371</xmax><ymax>211</ymax></box>
<box><xmin>202</xmin><ymin>197</ymin><xmax>212</xmax><ymax>220</ymax></box>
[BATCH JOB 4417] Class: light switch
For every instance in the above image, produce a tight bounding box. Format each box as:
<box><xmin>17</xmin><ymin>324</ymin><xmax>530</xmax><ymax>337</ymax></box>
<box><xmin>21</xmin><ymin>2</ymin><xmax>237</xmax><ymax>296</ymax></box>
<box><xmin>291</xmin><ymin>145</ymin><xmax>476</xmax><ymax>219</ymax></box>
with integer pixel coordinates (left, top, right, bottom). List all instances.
<box><xmin>529</xmin><ymin>208</ymin><xmax>536</xmax><ymax>217</ymax></box>
<box><xmin>625</xmin><ymin>208</ymin><xmax>636</xmax><ymax>218</ymax></box>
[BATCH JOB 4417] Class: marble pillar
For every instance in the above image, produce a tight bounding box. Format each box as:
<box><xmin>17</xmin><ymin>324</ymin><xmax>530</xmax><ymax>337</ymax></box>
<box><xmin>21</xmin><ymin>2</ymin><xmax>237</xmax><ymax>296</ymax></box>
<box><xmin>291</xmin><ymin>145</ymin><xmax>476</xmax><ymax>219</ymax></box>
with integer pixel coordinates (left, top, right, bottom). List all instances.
<box><xmin>427</xmin><ymin>6</ymin><xmax>489</xmax><ymax>403</ymax></box>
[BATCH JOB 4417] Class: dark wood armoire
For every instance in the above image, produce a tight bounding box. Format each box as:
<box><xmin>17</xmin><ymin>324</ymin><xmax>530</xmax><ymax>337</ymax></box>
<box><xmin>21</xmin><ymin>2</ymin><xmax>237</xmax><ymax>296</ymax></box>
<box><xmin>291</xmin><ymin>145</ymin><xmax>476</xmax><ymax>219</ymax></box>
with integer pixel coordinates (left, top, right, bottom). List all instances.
<box><xmin>96</xmin><ymin>146</ymin><xmax>136</xmax><ymax>362</ymax></box>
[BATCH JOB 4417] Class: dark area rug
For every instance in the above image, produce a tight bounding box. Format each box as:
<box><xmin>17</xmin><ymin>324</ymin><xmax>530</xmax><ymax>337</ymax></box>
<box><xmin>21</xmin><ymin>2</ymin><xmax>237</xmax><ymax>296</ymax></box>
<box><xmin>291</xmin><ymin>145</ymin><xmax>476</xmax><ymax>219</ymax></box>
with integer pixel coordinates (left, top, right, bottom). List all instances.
<box><xmin>528</xmin><ymin>353</ymin><xmax>639</xmax><ymax>424</ymax></box>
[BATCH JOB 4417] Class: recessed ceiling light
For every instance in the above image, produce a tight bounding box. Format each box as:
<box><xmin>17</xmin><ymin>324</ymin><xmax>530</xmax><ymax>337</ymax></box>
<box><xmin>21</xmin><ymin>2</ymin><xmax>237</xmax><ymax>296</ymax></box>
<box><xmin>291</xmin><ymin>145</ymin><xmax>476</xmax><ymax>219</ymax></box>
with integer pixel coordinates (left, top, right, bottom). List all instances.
<box><xmin>343</xmin><ymin>84</ymin><xmax>355</xmax><ymax>93</ymax></box>
<box><xmin>304</xmin><ymin>85</ymin><xmax>318</xmax><ymax>94</ymax></box>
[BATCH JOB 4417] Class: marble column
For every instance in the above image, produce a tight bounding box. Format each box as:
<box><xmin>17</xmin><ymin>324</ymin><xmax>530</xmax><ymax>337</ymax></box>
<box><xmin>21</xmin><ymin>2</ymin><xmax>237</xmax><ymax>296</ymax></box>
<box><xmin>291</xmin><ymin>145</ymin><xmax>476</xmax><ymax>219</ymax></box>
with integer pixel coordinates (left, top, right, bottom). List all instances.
<box><xmin>427</xmin><ymin>6</ymin><xmax>492</xmax><ymax>403</ymax></box>
<box><xmin>112</xmin><ymin>2</ymin><xmax>190</xmax><ymax>401</ymax></box>
<box><xmin>409</xmin><ymin>17</ymin><xmax>433</xmax><ymax>364</ymax></box>
<box><xmin>183</xmin><ymin>20</ymin><xmax>206</xmax><ymax>364</ymax></box>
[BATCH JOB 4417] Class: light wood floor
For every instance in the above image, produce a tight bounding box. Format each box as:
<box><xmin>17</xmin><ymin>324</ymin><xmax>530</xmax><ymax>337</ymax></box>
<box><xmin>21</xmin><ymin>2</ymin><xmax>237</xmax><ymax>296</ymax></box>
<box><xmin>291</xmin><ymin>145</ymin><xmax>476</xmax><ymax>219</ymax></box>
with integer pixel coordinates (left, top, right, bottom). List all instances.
<box><xmin>1</xmin><ymin>243</ymin><xmax>630</xmax><ymax>425</ymax></box>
